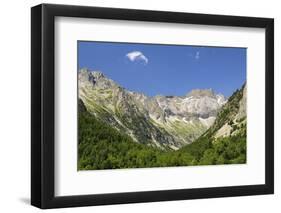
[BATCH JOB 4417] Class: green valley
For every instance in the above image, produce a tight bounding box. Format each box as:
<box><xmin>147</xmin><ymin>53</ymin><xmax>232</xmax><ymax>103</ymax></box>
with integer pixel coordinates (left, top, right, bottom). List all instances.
<box><xmin>78</xmin><ymin>82</ymin><xmax>246</xmax><ymax>170</ymax></box>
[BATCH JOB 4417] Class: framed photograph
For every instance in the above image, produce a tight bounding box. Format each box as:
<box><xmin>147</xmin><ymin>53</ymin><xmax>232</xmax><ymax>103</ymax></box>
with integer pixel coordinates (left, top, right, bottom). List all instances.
<box><xmin>31</xmin><ymin>4</ymin><xmax>274</xmax><ymax>209</ymax></box>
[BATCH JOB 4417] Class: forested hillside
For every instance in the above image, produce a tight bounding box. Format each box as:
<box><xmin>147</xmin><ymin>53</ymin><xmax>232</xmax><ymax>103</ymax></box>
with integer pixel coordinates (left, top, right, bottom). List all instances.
<box><xmin>78</xmin><ymin>83</ymin><xmax>246</xmax><ymax>170</ymax></box>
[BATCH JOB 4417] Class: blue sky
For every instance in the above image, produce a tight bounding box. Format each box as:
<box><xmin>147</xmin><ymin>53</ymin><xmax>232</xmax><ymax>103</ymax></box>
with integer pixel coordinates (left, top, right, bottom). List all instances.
<box><xmin>78</xmin><ymin>41</ymin><xmax>246</xmax><ymax>97</ymax></box>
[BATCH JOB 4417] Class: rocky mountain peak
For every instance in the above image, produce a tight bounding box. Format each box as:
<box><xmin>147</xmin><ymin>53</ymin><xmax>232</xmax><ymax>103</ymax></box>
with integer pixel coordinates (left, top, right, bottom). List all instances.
<box><xmin>91</xmin><ymin>71</ymin><xmax>105</xmax><ymax>79</ymax></box>
<box><xmin>186</xmin><ymin>89</ymin><xmax>215</xmax><ymax>98</ymax></box>
<box><xmin>79</xmin><ymin>69</ymin><xmax>117</xmax><ymax>89</ymax></box>
<box><xmin>79</xmin><ymin>69</ymin><xmax>105</xmax><ymax>80</ymax></box>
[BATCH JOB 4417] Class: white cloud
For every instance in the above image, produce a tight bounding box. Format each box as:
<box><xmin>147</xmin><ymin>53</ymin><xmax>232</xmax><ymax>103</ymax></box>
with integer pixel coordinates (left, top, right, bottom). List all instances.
<box><xmin>195</xmin><ymin>51</ymin><xmax>200</xmax><ymax>60</ymax></box>
<box><xmin>188</xmin><ymin>51</ymin><xmax>200</xmax><ymax>60</ymax></box>
<box><xmin>126</xmin><ymin>51</ymin><xmax>148</xmax><ymax>65</ymax></box>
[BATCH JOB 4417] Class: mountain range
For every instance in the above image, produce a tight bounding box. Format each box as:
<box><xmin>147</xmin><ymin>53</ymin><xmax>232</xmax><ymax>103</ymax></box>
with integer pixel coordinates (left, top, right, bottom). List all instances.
<box><xmin>78</xmin><ymin>68</ymin><xmax>247</xmax><ymax>169</ymax></box>
<box><xmin>78</xmin><ymin>68</ymin><xmax>246</xmax><ymax>150</ymax></box>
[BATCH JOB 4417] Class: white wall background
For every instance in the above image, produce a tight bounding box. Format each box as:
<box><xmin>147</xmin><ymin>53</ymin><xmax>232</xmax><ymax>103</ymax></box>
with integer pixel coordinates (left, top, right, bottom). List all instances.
<box><xmin>0</xmin><ymin>0</ymin><xmax>279</xmax><ymax>212</ymax></box>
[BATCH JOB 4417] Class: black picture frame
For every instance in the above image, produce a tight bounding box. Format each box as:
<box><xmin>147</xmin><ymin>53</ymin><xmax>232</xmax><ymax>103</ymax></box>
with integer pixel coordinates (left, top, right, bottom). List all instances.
<box><xmin>31</xmin><ymin>3</ymin><xmax>274</xmax><ymax>209</ymax></box>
